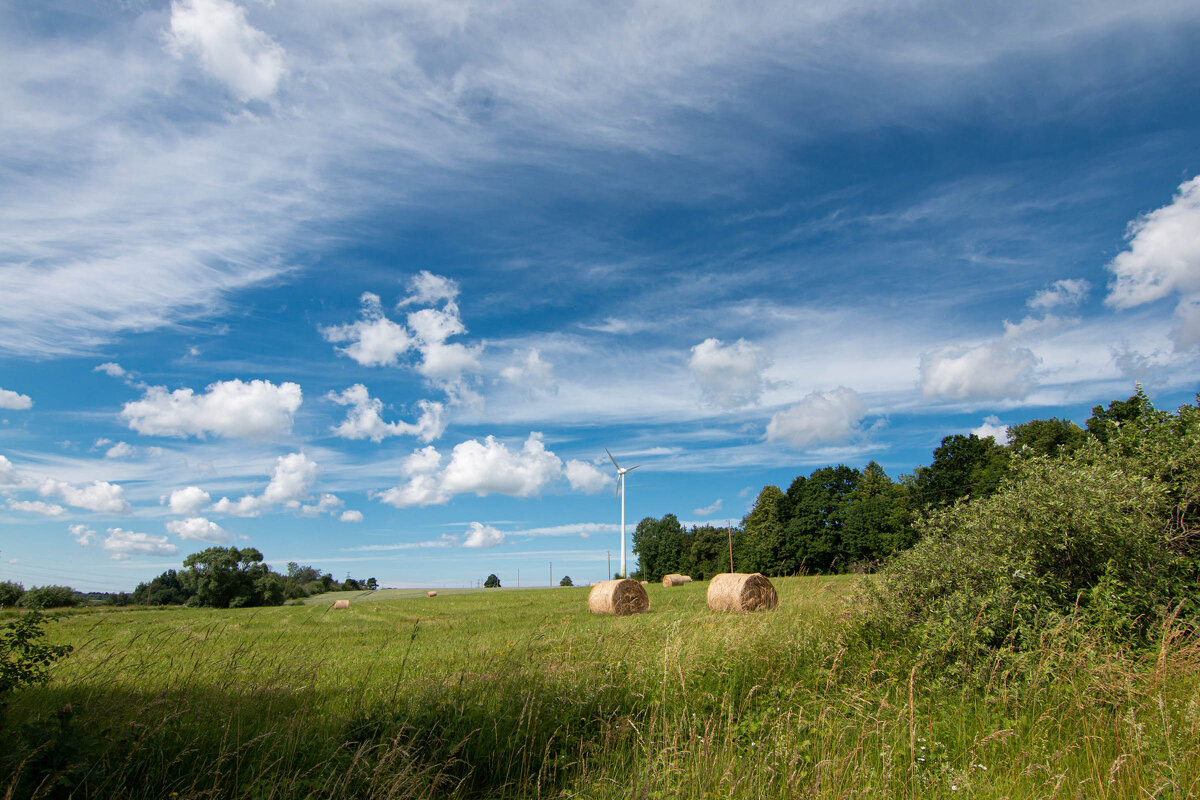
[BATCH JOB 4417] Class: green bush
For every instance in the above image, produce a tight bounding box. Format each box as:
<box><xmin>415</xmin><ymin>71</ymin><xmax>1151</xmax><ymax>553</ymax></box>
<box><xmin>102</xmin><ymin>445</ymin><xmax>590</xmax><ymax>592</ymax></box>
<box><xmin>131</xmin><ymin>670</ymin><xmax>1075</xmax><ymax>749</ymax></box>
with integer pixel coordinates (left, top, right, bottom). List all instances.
<box><xmin>0</xmin><ymin>580</ymin><xmax>23</xmax><ymax>608</ymax></box>
<box><xmin>854</xmin><ymin>393</ymin><xmax>1200</xmax><ymax>673</ymax></box>
<box><xmin>19</xmin><ymin>585</ymin><xmax>79</xmax><ymax>610</ymax></box>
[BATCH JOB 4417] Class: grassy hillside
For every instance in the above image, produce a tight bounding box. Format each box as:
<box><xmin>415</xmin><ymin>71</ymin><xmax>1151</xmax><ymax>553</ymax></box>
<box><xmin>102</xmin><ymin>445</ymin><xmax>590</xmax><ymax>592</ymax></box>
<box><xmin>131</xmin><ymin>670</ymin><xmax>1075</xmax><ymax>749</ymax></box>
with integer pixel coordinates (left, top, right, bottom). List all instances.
<box><xmin>4</xmin><ymin>575</ymin><xmax>1197</xmax><ymax>799</ymax></box>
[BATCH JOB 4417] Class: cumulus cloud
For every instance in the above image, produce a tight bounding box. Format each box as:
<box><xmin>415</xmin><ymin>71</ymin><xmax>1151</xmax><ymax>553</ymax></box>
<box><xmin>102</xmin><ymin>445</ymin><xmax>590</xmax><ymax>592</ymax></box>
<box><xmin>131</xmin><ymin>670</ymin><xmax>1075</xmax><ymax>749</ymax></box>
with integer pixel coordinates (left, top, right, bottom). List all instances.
<box><xmin>564</xmin><ymin>459</ymin><xmax>611</xmax><ymax>493</ymax></box>
<box><xmin>0</xmin><ymin>388</ymin><xmax>33</xmax><ymax>410</ymax></box>
<box><xmin>168</xmin><ymin>486</ymin><xmax>211</xmax><ymax>515</ymax></box>
<box><xmin>9</xmin><ymin>499</ymin><xmax>66</xmax><ymax>516</ymax></box>
<box><xmin>971</xmin><ymin>415</ymin><xmax>1009</xmax><ymax>443</ymax></box>
<box><xmin>94</xmin><ymin>362</ymin><xmax>127</xmax><ymax>378</ymax></box>
<box><xmin>339</xmin><ymin>509</ymin><xmax>363</xmax><ymax>523</ymax></box>
<box><xmin>919</xmin><ymin>341</ymin><xmax>1039</xmax><ymax>401</ymax></box>
<box><xmin>322</xmin><ymin>293</ymin><xmax>414</xmax><ymax>367</ymax></box>
<box><xmin>1002</xmin><ymin>314</ymin><xmax>1075</xmax><ymax>340</ymax></box>
<box><xmin>406</xmin><ymin>303</ymin><xmax>483</xmax><ymax>399</ymax></box>
<box><xmin>166</xmin><ymin>516</ymin><xmax>231</xmax><ymax>543</ymax></box>
<box><xmin>1028</xmin><ymin>278</ymin><xmax>1090</xmax><ymax>311</ymax></box>
<box><xmin>103</xmin><ymin>528</ymin><xmax>178</xmax><ymax>560</ymax></box>
<box><xmin>122</xmin><ymin>379</ymin><xmax>302</xmax><ymax>439</ymax></box>
<box><xmin>766</xmin><ymin>387</ymin><xmax>867</xmax><ymax>449</ymax></box>
<box><xmin>376</xmin><ymin>433</ymin><xmax>563</xmax><ymax>508</ymax></box>
<box><xmin>500</xmin><ymin>349</ymin><xmax>556</xmax><ymax>393</ymax></box>
<box><xmin>693</xmin><ymin>499</ymin><xmax>723</xmax><ymax>516</ymax></box>
<box><xmin>105</xmin><ymin>442</ymin><xmax>136</xmax><ymax>459</ymax></box>
<box><xmin>39</xmin><ymin>478</ymin><xmax>131</xmax><ymax>514</ymax></box>
<box><xmin>212</xmin><ymin>452</ymin><xmax>318</xmax><ymax>517</ymax></box>
<box><xmin>688</xmin><ymin>338</ymin><xmax>770</xmax><ymax>409</ymax></box>
<box><xmin>0</xmin><ymin>455</ymin><xmax>20</xmax><ymax>487</ymax></box>
<box><xmin>69</xmin><ymin>524</ymin><xmax>96</xmax><ymax>546</ymax></box>
<box><xmin>462</xmin><ymin>521</ymin><xmax>505</xmax><ymax>549</ymax></box>
<box><xmin>298</xmin><ymin>492</ymin><xmax>343</xmax><ymax>517</ymax></box>
<box><xmin>400</xmin><ymin>270</ymin><xmax>460</xmax><ymax>307</ymax></box>
<box><xmin>165</xmin><ymin>0</ymin><xmax>286</xmax><ymax>102</ymax></box>
<box><xmin>328</xmin><ymin>384</ymin><xmax>445</xmax><ymax>443</ymax></box>
<box><xmin>1106</xmin><ymin>176</ymin><xmax>1200</xmax><ymax>310</ymax></box>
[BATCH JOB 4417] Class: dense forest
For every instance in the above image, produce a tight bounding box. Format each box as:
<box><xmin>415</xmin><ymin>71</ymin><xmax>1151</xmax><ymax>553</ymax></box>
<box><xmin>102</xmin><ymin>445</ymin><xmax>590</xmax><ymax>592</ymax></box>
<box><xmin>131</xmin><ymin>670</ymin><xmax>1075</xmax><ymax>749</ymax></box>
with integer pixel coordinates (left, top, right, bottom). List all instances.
<box><xmin>633</xmin><ymin>391</ymin><xmax>1155</xmax><ymax>581</ymax></box>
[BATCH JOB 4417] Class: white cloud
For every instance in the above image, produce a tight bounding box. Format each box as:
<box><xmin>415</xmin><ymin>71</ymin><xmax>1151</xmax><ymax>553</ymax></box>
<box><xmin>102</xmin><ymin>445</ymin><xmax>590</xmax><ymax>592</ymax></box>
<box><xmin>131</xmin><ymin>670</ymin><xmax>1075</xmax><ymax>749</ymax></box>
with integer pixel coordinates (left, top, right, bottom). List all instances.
<box><xmin>328</xmin><ymin>384</ymin><xmax>445</xmax><ymax>443</ymax></box>
<box><xmin>400</xmin><ymin>270</ymin><xmax>460</xmax><ymax>307</ymax></box>
<box><xmin>322</xmin><ymin>293</ymin><xmax>414</xmax><ymax>367</ymax></box>
<box><xmin>212</xmin><ymin>451</ymin><xmax>318</xmax><ymax>517</ymax></box>
<box><xmin>1002</xmin><ymin>314</ymin><xmax>1076</xmax><ymax>340</ymax></box>
<box><xmin>500</xmin><ymin>349</ymin><xmax>556</xmax><ymax>393</ymax></box>
<box><xmin>1028</xmin><ymin>278</ymin><xmax>1090</xmax><ymax>311</ymax></box>
<box><xmin>766</xmin><ymin>387</ymin><xmax>867</xmax><ymax>449</ymax></box>
<box><xmin>688</xmin><ymin>338</ymin><xmax>769</xmax><ymax>409</ymax></box>
<box><xmin>166</xmin><ymin>516</ymin><xmax>231</xmax><ymax>543</ymax></box>
<box><xmin>971</xmin><ymin>415</ymin><xmax>1009</xmax><ymax>443</ymax></box>
<box><xmin>166</xmin><ymin>0</ymin><xmax>286</xmax><ymax>102</ymax></box>
<box><xmin>168</xmin><ymin>486</ymin><xmax>212</xmax><ymax>515</ymax></box>
<box><xmin>94</xmin><ymin>362</ymin><xmax>127</xmax><ymax>378</ymax></box>
<box><xmin>693</xmin><ymin>498</ymin><xmax>723</xmax><ymax>516</ymax></box>
<box><xmin>69</xmin><ymin>524</ymin><xmax>95</xmax><ymax>546</ymax></box>
<box><xmin>1106</xmin><ymin>176</ymin><xmax>1200</xmax><ymax>310</ymax></box>
<box><xmin>105</xmin><ymin>442</ymin><xmax>136</xmax><ymax>459</ymax></box>
<box><xmin>919</xmin><ymin>341</ymin><xmax>1039</xmax><ymax>401</ymax></box>
<box><xmin>103</xmin><ymin>528</ymin><xmax>179</xmax><ymax>560</ymax></box>
<box><xmin>406</xmin><ymin>303</ymin><xmax>483</xmax><ymax>397</ymax></box>
<box><xmin>377</xmin><ymin>433</ymin><xmax>563</xmax><ymax>508</ymax></box>
<box><xmin>298</xmin><ymin>492</ymin><xmax>343</xmax><ymax>517</ymax></box>
<box><xmin>39</xmin><ymin>478</ymin><xmax>132</xmax><ymax>514</ymax></box>
<box><xmin>0</xmin><ymin>455</ymin><xmax>21</xmax><ymax>487</ymax></box>
<box><xmin>1172</xmin><ymin>298</ymin><xmax>1200</xmax><ymax>351</ymax></box>
<box><xmin>122</xmin><ymin>379</ymin><xmax>302</xmax><ymax>439</ymax></box>
<box><xmin>564</xmin><ymin>459</ymin><xmax>611</xmax><ymax>494</ymax></box>
<box><xmin>9</xmin><ymin>499</ymin><xmax>66</xmax><ymax>517</ymax></box>
<box><xmin>462</xmin><ymin>521</ymin><xmax>505</xmax><ymax>549</ymax></box>
<box><xmin>339</xmin><ymin>509</ymin><xmax>363</xmax><ymax>523</ymax></box>
<box><xmin>0</xmin><ymin>388</ymin><xmax>33</xmax><ymax>410</ymax></box>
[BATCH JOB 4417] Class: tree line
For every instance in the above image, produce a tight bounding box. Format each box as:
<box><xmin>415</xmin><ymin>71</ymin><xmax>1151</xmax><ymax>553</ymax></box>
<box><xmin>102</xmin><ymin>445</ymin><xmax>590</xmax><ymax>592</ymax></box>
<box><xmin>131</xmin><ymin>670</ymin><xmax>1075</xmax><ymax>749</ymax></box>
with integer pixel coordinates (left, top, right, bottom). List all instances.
<box><xmin>633</xmin><ymin>392</ymin><xmax>1152</xmax><ymax>581</ymax></box>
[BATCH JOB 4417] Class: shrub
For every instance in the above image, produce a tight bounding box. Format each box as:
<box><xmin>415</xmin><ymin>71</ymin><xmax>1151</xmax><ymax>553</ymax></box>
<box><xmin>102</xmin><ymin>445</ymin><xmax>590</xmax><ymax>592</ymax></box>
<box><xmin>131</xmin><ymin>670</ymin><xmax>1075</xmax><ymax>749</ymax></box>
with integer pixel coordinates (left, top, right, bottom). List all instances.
<box><xmin>484</xmin><ymin>574</ymin><xmax>501</xmax><ymax>588</ymax></box>
<box><xmin>0</xmin><ymin>580</ymin><xmax>23</xmax><ymax>608</ymax></box>
<box><xmin>1</xmin><ymin>611</ymin><xmax>73</xmax><ymax>697</ymax></box>
<box><xmin>853</xmin><ymin>394</ymin><xmax>1200</xmax><ymax>673</ymax></box>
<box><xmin>19</xmin><ymin>585</ymin><xmax>79</xmax><ymax>610</ymax></box>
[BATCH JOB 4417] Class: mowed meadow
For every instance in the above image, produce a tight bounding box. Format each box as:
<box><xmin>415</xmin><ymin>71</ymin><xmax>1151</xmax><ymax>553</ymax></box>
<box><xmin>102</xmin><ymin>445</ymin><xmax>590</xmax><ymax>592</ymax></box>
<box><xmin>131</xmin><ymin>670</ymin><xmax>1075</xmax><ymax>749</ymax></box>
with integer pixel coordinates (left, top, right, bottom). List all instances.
<box><xmin>5</xmin><ymin>576</ymin><xmax>1199</xmax><ymax>799</ymax></box>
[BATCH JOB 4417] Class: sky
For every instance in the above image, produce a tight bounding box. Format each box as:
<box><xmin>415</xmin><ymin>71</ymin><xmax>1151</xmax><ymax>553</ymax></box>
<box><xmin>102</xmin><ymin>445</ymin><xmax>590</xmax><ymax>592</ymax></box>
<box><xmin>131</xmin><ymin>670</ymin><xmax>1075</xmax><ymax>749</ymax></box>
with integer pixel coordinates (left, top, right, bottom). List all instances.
<box><xmin>2</xmin><ymin>0</ymin><xmax>1199</xmax><ymax>591</ymax></box>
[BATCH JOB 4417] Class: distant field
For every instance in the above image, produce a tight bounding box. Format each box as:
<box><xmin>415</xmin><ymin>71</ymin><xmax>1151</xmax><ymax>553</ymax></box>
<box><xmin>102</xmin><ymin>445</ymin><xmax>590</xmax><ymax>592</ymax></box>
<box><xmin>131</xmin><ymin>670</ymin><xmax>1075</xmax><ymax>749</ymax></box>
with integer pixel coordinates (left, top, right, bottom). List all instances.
<box><xmin>5</xmin><ymin>574</ymin><xmax>1197</xmax><ymax>799</ymax></box>
<box><xmin>298</xmin><ymin>586</ymin><xmax>489</xmax><ymax>604</ymax></box>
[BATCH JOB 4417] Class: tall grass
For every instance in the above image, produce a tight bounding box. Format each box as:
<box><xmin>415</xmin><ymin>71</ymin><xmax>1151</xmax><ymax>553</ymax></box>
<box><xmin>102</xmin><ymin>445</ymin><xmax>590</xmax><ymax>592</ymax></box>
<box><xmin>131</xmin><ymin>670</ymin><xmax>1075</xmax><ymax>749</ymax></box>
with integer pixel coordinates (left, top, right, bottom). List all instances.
<box><xmin>4</xmin><ymin>577</ymin><xmax>1198</xmax><ymax>799</ymax></box>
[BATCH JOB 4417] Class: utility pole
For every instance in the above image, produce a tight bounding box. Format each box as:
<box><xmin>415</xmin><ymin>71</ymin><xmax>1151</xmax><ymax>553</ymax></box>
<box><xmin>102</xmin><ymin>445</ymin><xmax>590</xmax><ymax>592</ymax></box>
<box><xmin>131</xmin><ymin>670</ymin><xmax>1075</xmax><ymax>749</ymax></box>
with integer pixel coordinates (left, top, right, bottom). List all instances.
<box><xmin>549</xmin><ymin>561</ymin><xmax>552</xmax><ymax>587</ymax></box>
<box><xmin>607</xmin><ymin>550</ymin><xmax>611</xmax><ymax>580</ymax></box>
<box><xmin>728</xmin><ymin>519</ymin><xmax>734</xmax><ymax>573</ymax></box>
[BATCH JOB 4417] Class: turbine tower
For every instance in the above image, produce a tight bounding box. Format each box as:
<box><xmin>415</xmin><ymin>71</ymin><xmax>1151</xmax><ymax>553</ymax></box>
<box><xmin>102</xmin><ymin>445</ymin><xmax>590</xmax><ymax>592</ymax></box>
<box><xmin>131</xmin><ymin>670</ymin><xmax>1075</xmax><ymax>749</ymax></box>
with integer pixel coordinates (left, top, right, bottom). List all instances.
<box><xmin>607</xmin><ymin>448</ymin><xmax>640</xmax><ymax>579</ymax></box>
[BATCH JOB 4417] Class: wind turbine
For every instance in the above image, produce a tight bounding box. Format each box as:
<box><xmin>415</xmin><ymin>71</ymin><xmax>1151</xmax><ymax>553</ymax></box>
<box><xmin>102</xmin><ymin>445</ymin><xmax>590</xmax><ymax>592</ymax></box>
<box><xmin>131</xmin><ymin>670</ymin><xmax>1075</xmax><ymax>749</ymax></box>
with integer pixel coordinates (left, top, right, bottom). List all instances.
<box><xmin>607</xmin><ymin>448</ymin><xmax>640</xmax><ymax>579</ymax></box>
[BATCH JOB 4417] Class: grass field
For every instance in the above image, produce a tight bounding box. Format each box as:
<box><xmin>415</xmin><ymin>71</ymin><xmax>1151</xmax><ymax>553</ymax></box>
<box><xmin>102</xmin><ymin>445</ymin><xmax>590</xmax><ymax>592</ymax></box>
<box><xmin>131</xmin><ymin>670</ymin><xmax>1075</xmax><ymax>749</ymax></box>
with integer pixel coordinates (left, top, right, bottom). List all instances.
<box><xmin>4</xmin><ymin>576</ymin><xmax>1199</xmax><ymax>799</ymax></box>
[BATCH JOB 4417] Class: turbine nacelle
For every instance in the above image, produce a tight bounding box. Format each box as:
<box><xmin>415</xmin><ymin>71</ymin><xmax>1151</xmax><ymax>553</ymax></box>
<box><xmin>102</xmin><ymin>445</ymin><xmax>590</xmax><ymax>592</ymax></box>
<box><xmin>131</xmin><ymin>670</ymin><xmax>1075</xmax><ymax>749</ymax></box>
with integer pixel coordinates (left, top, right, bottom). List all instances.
<box><xmin>607</xmin><ymin>448</ymin><xmax>639</xmax><ymax>498</ymax></box>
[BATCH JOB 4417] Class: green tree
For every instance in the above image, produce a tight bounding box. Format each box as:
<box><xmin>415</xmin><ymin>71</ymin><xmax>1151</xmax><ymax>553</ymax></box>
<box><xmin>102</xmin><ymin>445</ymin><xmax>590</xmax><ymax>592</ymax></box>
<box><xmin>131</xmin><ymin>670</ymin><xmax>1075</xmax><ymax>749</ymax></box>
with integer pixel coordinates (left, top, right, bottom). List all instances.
<box><xmin>559</xmin><ymin>575</ymin><xmax>574</xmax><ymax>586</ymax></box>
<box><xmin>182</xmin><ymin>547</ymin><xmax>281</xmax><ymax>608</ymax></box>
<box><xmin>132</xmin><ymin>569</ymin><xmax>193</xmax><ymax>605</ymax></box>
<box><xmin>1008</xmin><ymin>417</ymin><xmax>1087</xmax><ymax>457</ymax></box>
<box><xmin>783</xmin><ymin>465</ymin><xmax>860</xmax><ymax>573</ymax></box>
<box><xmin>484</xmin><ymin>574</ymin><xmax>501</xmax><ymax>588</ymax></box>
<box><xmin>0</xmin><ymin>580</ymin><xmax>23</xmax><ymax>608</ymax></box>
<box><xmin>1086</xmin><ymin>388</ymin><xmax>1154</xmax><ymax>442</ymax></box>
<box><xmin>910</xmin><ymin>434</ymin><xmax>1009</xmax><ymax>508</ymax></box>
<box><xmin>1</xmin><ymin>612</ymin><xmax>72</xmax><ymax>704</ymax></box>
<box><xmin>841</xmin><ymin>461</ymin><xmax>914</xmax><ymax>563</ymax></box>
<box><xmin>632</xmin><ymin>514</ymin><xmax>686</xmax><ymax>582</ymax></box>
<box><xmin>19</xmin><ymin>585</ymin><xmax>79</xmax><ymax>609</ymax></box>
<box><xmin>740</xmin><ymin>485</ymin><xmax>788</xmax><ymax>574</ymax></box>
<box><xmin>364</xmin><ymin>577</ymin><xmax>378</xmax><ymax>590</ymax></box>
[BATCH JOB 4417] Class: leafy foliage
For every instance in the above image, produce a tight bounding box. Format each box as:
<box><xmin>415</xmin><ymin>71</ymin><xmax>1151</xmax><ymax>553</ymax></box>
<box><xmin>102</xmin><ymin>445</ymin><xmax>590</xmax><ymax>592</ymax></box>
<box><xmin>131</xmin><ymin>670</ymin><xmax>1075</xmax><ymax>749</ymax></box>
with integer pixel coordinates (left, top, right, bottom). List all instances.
<box><xmin>18</xmin><ymin>585</ymin><xmax>79</xmax><ymax>610</ymax></box>
<box><xmin>1</xmin><ymin>612</ymin><xmax>72</xmax><ymax>698</ymax></box>
<box><xmin>559</xmin><ymin>575</ymin><xmax>573</xmax><ymax>586</ymax></box>
<box><xmin>0</xmin><ymin>580</ymin><xmax>24</xmax><ymax>608</ymax></box>
<box><xmin>484</xmin><ymin>574</ymin><xmax>501</xmax><ymax>588</ymax></box>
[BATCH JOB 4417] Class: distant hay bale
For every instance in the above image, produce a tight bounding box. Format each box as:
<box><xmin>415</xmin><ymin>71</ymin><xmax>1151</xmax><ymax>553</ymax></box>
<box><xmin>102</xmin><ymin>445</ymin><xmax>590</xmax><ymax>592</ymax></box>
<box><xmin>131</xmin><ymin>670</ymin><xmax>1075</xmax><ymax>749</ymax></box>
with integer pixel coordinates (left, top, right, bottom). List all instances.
<box><xmin>426</xmin><ymin>590</ymin><xmax>437</xmax><ymax>597</ymax></box>
<box><xmin>640</xmin><ymin>580</ymin><xmax>649</xmax><ymax>585</ymax></box>
<box><xmin>662</xmin><ymin>573</ymin><xmax>692</xmax><ymax>587</ymax></box>
<box><xmin>332</xmin><ymin>599</ymin><xmax>350</xmax><ymax>610</ymax></box>
<box><xmin>706</xmin><ymin>573</ymin><xmax>778</xmax><ymax>613</ymax></box>
<box><xmin>588</xmin><ymin>578</ymin><xmax>649</xmax><ymax>616</ymax></box>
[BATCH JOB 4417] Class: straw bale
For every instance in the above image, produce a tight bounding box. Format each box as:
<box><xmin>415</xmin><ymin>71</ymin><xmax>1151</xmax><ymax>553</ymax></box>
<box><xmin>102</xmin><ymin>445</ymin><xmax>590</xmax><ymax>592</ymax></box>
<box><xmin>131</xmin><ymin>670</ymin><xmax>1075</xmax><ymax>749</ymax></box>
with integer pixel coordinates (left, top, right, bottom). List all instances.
<box><xmin>426</xmin><ymin>590</ymin><xmax>437</xmax><ymax>597</ymax></box>
<box><xmin>588</xmin><ymin>578</ymin><xmax>649</xmax><ymax>616</ymax></box>
<box><xmin>706</xmin><ymin>573</ymin><xmax>778</xmax><ymax>613</ymax></box>
<box><xmin>332</xmin><ymin>599</ymin><xmax>350</xmax><ymax>610</ymax></box>
<box><xmin>639</xmin><ymin>580</ymin><xmax>649</xmax><ymax>585</ymax></box>
<box><xmin>662</xmin><ymin>573</ymin><xmax>691</xmax><ymax>587</ymax></box>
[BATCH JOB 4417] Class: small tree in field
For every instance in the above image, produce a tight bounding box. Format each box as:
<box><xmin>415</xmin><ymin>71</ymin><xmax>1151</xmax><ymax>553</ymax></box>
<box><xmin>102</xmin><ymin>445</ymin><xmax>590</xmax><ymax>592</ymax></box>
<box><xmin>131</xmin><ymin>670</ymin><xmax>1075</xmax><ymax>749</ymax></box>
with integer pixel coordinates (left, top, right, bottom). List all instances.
<box><xmin>559</xmin><ymin>575</ymin><xmax>573</xmax><ymax>586</ymax></box>
<box><xmin>484</xmin><ymin>574</ymin><xmax>501</xmax><ymax>588</ymax></box>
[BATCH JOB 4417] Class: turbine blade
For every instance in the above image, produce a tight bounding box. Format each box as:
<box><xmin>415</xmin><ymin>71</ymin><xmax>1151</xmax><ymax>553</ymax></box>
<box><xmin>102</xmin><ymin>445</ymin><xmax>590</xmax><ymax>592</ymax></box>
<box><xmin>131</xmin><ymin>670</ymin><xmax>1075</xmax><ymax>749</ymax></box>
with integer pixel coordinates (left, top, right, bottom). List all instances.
<box><xmin>615</xmin><ymin>473</ymin><xmax>622</xmax><ymax>499</ymax></box>
<box><xmin>606</xmin><ymin>448</ymin><xmax>619</xmax><ymax>469</ymax></box>
<box><xmin>625</xmin><ymin>465</ymin><xmax>641</xmax><ymax>473</ymax></box>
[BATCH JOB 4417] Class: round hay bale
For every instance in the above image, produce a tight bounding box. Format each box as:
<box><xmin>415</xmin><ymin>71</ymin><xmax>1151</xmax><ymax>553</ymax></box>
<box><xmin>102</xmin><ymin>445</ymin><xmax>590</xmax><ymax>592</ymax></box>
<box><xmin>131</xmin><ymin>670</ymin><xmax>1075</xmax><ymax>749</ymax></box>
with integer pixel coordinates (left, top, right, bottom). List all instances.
<box><xmin>706</xmin><ymin>573</ymin><xmax>778</xmax><ymax>613</ymax></box>
<box><xmin>639</xmin><ymin>580</ymin><xmax>649</xmax><ymax>585</ymax></box>
<box><xmin>332</xmin><ymin>599</ymin><xmax>350</xmax><ymax>610</ymax></box>
<box><xmin>662</xmin><ymin>573</ymin><xmax>689</xmax><ymax>587</ymax></box>
<box><xmin>426</xmin><ymin>590</ymin><xmax>437</xmax><ymax>597</ymax></box>
<box><xmin>588</xmin><ymin>578</ymin><xmax>649</xmax><ymax>616</ymax></box>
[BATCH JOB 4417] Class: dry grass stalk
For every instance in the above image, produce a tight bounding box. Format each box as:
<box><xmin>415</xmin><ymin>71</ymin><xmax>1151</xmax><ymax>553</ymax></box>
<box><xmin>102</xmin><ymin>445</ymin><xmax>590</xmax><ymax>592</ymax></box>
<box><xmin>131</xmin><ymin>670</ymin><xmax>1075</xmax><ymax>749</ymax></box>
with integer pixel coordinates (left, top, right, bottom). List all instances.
<box><xmin>588</xmin><ymin>578</ymin><xmax>649</xmax><ymax>615</ymax></box>
<box><xmin>662</xmin><ymin>574</ymin><xmax>691</xmax><ymax>587</ymax></box>
<box><xmin>426</xmin><ymin>590</ymin><xmax>437</xmax><ymax>597</ymax></box>
<box><xmin>332</xmin><ymin>600</ymin><xmax>350</xmax><ymax>610</ymax></box>
<box><xmin>706</xmin><ymin>573</ymin><xmax>778</xmax><ymax>612</ymax></box>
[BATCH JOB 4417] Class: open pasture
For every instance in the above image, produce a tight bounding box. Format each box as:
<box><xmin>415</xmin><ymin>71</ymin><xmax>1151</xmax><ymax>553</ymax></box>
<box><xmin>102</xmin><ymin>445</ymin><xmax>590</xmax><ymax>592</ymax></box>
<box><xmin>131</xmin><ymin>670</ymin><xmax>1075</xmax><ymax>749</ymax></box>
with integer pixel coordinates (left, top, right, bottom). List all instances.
<box><xmin>5</xmin><ymin>575</ymin><xmax>1199</xmax><ymax>799</ymax></box>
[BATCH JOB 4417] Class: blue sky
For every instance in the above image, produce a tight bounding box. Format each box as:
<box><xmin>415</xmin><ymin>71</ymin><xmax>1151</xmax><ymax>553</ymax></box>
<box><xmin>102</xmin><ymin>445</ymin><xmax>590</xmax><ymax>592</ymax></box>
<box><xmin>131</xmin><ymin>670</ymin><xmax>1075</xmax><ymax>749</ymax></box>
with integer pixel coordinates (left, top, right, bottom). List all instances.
<box><xmin>2</xmin><ymin>0</ymin><xmax>1199</xmax><ymax>591</ymax></box>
